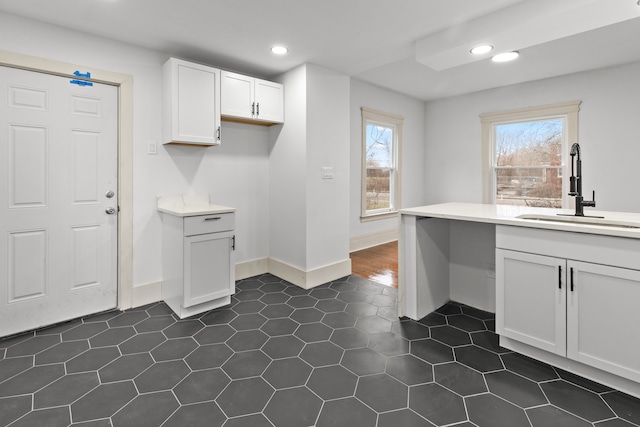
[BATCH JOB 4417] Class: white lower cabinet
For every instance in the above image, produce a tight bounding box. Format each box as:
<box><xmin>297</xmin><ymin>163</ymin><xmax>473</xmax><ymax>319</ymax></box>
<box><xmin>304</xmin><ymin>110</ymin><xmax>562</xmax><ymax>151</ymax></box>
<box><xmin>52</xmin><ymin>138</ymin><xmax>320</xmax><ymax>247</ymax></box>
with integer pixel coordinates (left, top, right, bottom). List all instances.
<box><xmin>496</xmin><ymin>225</ymin><xmax>640</xmax><ymax>384</ymax></box>
<box><xmin>161</xmin><ymin>212</ymin><xmax>235</xmax><ymax>319</ymax></box>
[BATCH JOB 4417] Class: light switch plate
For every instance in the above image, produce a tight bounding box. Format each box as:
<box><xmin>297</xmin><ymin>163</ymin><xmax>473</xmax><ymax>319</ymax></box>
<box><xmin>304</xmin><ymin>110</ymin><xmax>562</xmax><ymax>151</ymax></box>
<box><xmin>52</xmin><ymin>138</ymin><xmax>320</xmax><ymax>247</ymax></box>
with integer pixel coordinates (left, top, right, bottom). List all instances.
<box><xmin>321</xmin><ymin>167</ymin><xmax>335</xmax><ymax>179</ymax></box>
<box><xmin>147</xmin><ymin>140</ymin><xmax>157</xmax><ymax>155</ymax></box>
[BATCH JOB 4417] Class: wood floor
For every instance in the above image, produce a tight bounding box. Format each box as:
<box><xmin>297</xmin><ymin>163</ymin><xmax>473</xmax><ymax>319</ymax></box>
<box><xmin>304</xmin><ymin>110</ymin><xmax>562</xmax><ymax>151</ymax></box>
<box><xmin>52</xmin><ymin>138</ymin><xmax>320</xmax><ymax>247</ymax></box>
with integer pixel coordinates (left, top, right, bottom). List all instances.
<box><xmin>349</xmin><ymin>240</ymin><xmax>398</xmax><ymax>288</ymax></box>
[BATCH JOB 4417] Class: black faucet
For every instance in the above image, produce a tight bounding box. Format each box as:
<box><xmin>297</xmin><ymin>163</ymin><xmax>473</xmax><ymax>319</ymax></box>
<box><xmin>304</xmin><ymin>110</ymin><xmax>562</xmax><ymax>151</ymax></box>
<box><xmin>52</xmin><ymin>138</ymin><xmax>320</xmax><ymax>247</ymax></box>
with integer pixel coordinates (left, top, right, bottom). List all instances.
<box><xmin>568</xmin><ymin>143</ymin><xmax>596</xmax><ymax>216</ymax></box>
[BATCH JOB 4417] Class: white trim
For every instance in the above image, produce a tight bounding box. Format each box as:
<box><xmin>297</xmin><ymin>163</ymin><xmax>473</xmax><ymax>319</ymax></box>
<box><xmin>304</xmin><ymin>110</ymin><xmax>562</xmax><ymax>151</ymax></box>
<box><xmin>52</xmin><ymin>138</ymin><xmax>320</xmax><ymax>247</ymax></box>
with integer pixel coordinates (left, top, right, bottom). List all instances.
<box><xmin>268</xmin><ymin>257</ymin><xmax>352</xmax><ymax>290</ymax></box>
<box><xmin>131</xmin><ymin>282</ymin><xmax>163</xmax><ymax>309</ymax></box>
<box><xmin>360</xmin><ymin>211</ymin><xmax>398</xmax><ymax>223</ymax></box>
<box><xmin>480</xmin><ymin>101</ymin><xmax>581</xmax><ymax>207</ymax></box>
<box><xmin>236</xmin><ymin>257</ymin><xmax>269</xmax><ymax>281</ymax></box>
<box><xmin>0</xmin><ymin>49</ymin><xmax>134</xmax><ymax>310</ymax></box>
<box><xmin>350</xmin><ymin>228</ymin><xmax>398</xmax><ymax>252</ymax></box>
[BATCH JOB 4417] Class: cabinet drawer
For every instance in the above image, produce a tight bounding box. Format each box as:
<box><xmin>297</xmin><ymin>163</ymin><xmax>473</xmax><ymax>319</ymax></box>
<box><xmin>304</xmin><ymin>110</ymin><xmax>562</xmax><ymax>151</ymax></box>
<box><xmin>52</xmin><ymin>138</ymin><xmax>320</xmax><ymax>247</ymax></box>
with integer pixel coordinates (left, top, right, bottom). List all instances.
<box><xmin>184</xmin><ymin>213</ymin><xmax>234</xmax><ymax>236</ymax></box>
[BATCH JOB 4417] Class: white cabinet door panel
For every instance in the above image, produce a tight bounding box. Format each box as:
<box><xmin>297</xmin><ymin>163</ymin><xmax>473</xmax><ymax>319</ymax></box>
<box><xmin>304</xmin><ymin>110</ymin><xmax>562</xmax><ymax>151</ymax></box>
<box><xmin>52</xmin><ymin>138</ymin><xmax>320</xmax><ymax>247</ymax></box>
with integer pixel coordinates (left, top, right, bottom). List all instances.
<box><xmin>221</xmin><ymin>71</ymin><xmax>253</xmax><ymax>120</ymax></box>
<box><xmin>254</xmin><ymin>78</ymin><xmax>284</xmax><ymax>123</ymax></box>
<box><xmin>184</xmin><ymin>231</ymin><xmax>234</xmax><ymax>308</ymax></box>
<box><xmin>163</xmin><ymin>58</ymin><xmax>221</xmax><ymax>145</ymax></box>
<box><xmin>567</xmin><ymin>261</ymin><xmax>640</xmax><ymax>382</ymax></box>
<box><xmin>497</xmin><ymin>249</ymin><xmax>566</xmax><ymax>356</ymax></box>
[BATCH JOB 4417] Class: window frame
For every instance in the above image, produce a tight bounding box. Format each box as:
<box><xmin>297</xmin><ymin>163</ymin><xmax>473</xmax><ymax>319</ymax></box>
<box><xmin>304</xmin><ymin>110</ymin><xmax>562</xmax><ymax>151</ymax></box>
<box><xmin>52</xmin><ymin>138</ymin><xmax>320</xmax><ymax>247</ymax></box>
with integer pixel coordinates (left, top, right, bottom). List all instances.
<box><xmin>360</xmin><ymin>107</ymin><xmax>404</xmax><ymax>221</ymax></box>
<box><xmin>480</xmin><ymin>101</ymin><xmax>581</xmax><ymax>208</ymax></box>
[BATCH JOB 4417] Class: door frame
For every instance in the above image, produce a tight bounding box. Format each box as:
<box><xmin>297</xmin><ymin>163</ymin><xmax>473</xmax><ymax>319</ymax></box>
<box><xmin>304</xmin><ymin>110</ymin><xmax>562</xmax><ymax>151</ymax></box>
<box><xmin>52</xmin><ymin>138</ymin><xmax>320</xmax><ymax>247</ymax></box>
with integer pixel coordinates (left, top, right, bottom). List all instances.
<box><xmin>0</xmin><ymin>49</ymin><xmax>134</xmax><ymax>310</ymax></box>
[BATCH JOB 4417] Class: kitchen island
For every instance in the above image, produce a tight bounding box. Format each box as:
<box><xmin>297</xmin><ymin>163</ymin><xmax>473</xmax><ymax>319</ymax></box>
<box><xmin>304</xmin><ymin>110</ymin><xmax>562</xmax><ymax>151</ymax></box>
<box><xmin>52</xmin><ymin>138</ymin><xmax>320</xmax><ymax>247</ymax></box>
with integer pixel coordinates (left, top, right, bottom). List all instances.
<box><xmin>399</xmin><ymin>202</ymin><xmax>640</xmax><ymax>397</ymax></box>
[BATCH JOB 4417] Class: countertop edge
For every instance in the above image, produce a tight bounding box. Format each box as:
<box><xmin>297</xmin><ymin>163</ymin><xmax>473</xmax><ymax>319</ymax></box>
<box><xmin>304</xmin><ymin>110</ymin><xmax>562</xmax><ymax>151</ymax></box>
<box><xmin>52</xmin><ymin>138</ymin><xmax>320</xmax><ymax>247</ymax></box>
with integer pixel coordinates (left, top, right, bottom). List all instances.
<box><xmin>157</xmin><ymin>206</ymin><xmax>236</xmax><ymax>217</ymax></box>
<box><xmin>399</xmin><ymin>202</ymin><xmax>640</xmax><ymax>239</ymax></box>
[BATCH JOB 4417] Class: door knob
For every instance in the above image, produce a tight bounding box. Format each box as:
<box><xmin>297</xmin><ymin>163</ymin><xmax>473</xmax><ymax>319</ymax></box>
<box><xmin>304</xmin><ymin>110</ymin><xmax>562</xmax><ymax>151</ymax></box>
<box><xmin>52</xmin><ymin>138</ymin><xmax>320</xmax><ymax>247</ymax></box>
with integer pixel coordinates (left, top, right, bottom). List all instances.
<box><xmin>105</xmin><ymin>207</ymin><xmax>116</xmax><ymax>215</ymax></box>
<box><xmin>105</xmin><ymin>190</ymin><xmax>115</xmax><ymax>198</ymax></box>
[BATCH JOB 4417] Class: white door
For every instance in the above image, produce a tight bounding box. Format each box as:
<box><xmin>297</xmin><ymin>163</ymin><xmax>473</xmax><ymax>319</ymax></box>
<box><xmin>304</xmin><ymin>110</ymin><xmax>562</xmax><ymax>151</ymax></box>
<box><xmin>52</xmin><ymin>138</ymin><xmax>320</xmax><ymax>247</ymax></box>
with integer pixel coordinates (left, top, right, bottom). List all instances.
<box><xmin>567</xmin><ymin>261</ymin><xmax>640</xmax><ymax>383</ymax></box>
<box><xmin>254</xmin><ymin>78</ymin><xmax>284</xmax><ymax>123</ymax></box>
<box><xmin>496</xmin><ymin>249</ymin><xmax>567</xmax><ymax>356</ymax></box>
<box><xmin>221</xmin><ymin>70</ymin><xmax>254</xmax><ymax>120</ymax></box>
<box><xmin>184</xmin><ymin>231</ymin><xmax>235</xmax><ymax>308</ymax></box>
<box><xmin>164</xmin><ymin>58</ymin><xmax>221</xmax><ymax>145</ymax></box>
<box><xmin>0</xmin><ymin>66</ymin><xmax>118</xmax><ymax>337</ymax></box>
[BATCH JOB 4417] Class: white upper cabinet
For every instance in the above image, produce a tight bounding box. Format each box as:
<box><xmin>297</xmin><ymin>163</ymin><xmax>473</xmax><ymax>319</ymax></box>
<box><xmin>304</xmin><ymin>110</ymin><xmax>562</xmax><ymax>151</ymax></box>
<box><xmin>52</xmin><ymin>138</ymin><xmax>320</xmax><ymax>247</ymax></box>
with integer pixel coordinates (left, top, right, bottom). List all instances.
<box><xmin>163</xmin><ymin>58</ymin><xmax>221</xmax><ymax>146</ymax></box>
<box><xmin>221</xmin><ymin>70</ymin><xmax>284</xmax><ymax>125</ymax></box>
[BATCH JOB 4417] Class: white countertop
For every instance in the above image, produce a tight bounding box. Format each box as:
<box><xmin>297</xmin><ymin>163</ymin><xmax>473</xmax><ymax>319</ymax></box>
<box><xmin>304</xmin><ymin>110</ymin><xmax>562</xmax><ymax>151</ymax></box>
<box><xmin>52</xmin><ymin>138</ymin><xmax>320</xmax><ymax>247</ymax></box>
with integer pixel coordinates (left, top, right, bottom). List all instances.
<box><xmin>157</xmin><ymin>195</ymin><xmax>235</xmax><ymax>217</ymax></box>
<box><xmin>400</xmin><ymin>202</ymin><xmax>640</xmax><ymax>239</ymax></box>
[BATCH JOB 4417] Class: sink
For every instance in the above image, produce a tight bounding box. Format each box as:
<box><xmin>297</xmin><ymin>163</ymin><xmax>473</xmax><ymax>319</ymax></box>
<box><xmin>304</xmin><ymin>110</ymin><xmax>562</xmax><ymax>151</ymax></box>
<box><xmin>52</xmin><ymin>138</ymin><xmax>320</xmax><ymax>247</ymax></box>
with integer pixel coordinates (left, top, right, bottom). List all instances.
<box><xmin>516</xmin><ymin>214</ymin><xmax>640</xmax><ymax>229</ymax></box>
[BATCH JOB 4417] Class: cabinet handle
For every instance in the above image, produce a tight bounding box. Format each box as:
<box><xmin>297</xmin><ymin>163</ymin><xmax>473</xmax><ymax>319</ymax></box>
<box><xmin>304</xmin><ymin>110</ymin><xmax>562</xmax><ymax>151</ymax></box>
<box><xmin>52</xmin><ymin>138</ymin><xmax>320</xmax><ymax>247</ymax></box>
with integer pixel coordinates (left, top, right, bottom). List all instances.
<box><xmin>232</xmin><ymin>235</ymin><xmax>236</xmax><ymax>251</ymax></box>
<box><xmin>217</xmin><ymin>126</ymin><xmax>221</xmax><ymax>141</ymax></box>
<box><xmin>251</xmin><ymin>102</ymin><xmax>255</xmax><ymax>116</ymax></box>
<box><xmin>256</xmin><ymin>102</ymin><xmax>259</xmax><ymax>116</ymax></box>
<box><xmin>204</xmin><ymin>217</ymin><xmax>221</xmax><ymax>221</ymax></box>
<box><xmin>558</xmin><ymin>265</ymin><xmax>562</xmax><ymax>289</ymax></box>
<box><xmin>570</xmin><ymin>267</ymin><xmax>574</xmax><ymax>292</ymax></box>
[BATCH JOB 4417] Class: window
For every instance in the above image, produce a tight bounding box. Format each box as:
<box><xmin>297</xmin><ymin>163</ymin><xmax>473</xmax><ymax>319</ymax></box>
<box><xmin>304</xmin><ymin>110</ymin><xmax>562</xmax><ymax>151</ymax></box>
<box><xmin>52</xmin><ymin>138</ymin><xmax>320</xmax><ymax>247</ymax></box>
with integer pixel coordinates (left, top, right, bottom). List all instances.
<box><xmin>481</xmin><ymin>101</ymin><xmax>581</xmax><ymax>208</ymax></box>
<box><xmin>361</xmin><ymin>107</ymin><xmax>403</xmax><ymax>220</ymax></box>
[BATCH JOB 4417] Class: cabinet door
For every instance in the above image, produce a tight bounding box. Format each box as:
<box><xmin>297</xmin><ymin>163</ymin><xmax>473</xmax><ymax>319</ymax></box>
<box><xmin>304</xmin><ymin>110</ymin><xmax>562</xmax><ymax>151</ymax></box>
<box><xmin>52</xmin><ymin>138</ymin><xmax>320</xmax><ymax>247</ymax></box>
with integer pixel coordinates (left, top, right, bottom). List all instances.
<box><xmin>221</xmin><ymin>71</ymin><xmax>254</xmax><ymax>120</ymax></box>
<box><xmin>183</xmin><ymin>231</ymin><xmax>234</xmax><ymax>308</ymax></box>
<box><xmin>496</xmin><ymin>249</ymin><xmax>566</xmax><ymax>356</ymax></box>
<box><xmin>254</xmin><ymin>78</ymin><xmax>284</xmax><ymax>123</ymax></box>
<box><xmin>164</xmin><ymin>58</ymin><xmax>221</xmax><ymax>145</ymax></box>
<box><xmin>567</xmin><ymin>261</ymin><xmax>640</xmax><ymax>382</ymax></box>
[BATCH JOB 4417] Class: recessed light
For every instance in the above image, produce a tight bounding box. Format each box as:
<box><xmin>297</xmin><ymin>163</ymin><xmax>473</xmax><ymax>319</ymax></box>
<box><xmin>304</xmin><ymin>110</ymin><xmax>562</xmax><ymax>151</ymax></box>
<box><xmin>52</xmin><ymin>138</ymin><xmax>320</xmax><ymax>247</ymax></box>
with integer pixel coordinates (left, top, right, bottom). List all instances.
<box><xmin>270</xmin><ymin>46</ymin><xmax>289</xmax><ymax>55</ymax></box>
<box><xmin>470</xmin><ymin>45</ymin><xmax>493</xmax><ymax>55</ymax></box>
<box><xmin>492</xmin><ymin>51</ymin><xmax>519</xmax><ymax>62</ymax></box>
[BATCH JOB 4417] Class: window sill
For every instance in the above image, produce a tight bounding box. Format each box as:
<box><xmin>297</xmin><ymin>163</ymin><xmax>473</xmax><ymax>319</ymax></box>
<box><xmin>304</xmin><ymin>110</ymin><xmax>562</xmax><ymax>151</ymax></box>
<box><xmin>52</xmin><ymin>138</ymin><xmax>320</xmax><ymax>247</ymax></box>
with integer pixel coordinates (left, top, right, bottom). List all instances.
<box><xmin>360</xmin><ymin>211</ymin><xmax>398</xmax><ymax>222</ymax></box>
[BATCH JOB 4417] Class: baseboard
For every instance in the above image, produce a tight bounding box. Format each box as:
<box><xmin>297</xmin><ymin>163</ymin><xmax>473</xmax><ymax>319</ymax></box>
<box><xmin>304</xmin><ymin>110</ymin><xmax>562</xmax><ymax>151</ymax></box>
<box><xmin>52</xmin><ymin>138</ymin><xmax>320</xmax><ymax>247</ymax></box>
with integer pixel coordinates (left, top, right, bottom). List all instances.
<box><xmin>268</xmin><ymin>257</ymin><xmax>352</xmax><ymax>290</ymax></box>
<box><xmin>350</xmin><ymin>228</ymin><xmax>398</xmax><ymax>252</ymax></box>
<box><xmin>131</xmin><ymin>281</ymin><xmax>162</xmax><ymax>309</ymax></box>
<box><xmin>501</xmin><ymin>336</ymin><xmax>640</xmax><ymax>399</ymax></box>
<box><xmin>305</xmin><ymin>259</ymin><xmax>352</xmax><ymax>289</ymax></box>
<box><xmin>236</xmin><ymin>257</ymin><xmax>269</xmax><ymax>280</ymax></box>
<box><xmin>135</xmin><ymin>257</ymin><xmax>350</xmax><ymax>308</ymax></box>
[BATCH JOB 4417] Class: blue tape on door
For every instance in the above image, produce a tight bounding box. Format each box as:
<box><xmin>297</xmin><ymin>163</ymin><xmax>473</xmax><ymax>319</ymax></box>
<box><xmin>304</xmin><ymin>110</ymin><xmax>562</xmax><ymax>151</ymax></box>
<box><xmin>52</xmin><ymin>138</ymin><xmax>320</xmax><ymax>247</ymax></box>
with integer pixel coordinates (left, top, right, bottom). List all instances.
<box><xmin>70</xmin><ymin>79</ymin><xmax>94</xmax><ymax>87</ymax></box>
<box><xmin>73</xmin><ymin>70</ymin><xmax>91</xmax><ymax>78</ymax></box>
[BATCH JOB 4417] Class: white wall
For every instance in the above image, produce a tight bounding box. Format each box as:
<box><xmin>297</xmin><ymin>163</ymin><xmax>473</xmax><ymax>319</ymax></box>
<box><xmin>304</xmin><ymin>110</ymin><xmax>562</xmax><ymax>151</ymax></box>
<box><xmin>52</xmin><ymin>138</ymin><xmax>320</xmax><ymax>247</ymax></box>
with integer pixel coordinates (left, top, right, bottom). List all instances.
<box><xmin>349</xmin><ymin>79</ymin><xmax>426</xmax><ymax>245</ymax></box>
<box><xmin>269</xmin><ymin>65</ymin><xmax>307</xmax><ymax>269</ymax></box>
<box><xmin>0</xmin><ymin>13</ymin><xmax>271</xmax><ymax>288</ymax></box>
<box><xmin>306</xmin><ymin>64</ymin><xmax>350</xmax><ymax>270</ymax></box>
<box><xmin>270</xmin><ymin>64</ymin><xmax>351</xmax><ymax>274</ymax></box>
<box><xmin>425</xmin><ymin>61</ymin><xmax>640</xmax><ymax>213</ymax></box>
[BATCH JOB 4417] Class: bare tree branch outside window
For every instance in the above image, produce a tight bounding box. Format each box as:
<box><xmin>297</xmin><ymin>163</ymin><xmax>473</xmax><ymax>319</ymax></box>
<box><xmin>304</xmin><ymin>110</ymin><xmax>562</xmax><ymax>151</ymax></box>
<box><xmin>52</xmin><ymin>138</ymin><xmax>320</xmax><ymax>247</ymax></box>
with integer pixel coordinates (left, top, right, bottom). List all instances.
<box><xmin>365</xmin><ymin>123</ymin><xmax>394</xmax><ymax>211</ymax></box>
<box><xmin>495</xmin><ymin>119</ymin><xmax>563</xmax><ymax>208</ymax></box>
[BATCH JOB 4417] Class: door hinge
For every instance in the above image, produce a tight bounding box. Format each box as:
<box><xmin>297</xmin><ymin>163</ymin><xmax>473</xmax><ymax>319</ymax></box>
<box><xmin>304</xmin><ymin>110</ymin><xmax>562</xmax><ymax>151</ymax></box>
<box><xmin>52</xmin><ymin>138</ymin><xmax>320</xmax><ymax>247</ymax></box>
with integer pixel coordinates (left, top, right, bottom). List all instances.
<box><xmin>232</xmin><ymin>235</ymin><xmax>236</xmax><ymax>251</ymax></box>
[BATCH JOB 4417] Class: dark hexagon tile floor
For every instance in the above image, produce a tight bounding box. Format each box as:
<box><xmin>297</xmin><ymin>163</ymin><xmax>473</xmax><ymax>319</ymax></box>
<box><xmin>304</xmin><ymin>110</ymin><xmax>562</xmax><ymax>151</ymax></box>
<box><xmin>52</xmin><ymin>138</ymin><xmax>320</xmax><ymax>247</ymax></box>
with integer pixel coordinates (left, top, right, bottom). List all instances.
<box><xmin>1</xmin><ymin>274</ymin><xmax>640</xmax><ymax>427</ymax></box>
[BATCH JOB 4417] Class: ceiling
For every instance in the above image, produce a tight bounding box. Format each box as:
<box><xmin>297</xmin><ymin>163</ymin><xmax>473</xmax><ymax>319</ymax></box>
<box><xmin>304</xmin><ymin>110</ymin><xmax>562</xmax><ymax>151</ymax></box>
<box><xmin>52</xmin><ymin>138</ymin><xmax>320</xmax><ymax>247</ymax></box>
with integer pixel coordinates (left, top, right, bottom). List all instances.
<box><xmin>1</xmin><ymin>0</ymin><xmax>639</xmax><ymax>101</ymax></box>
